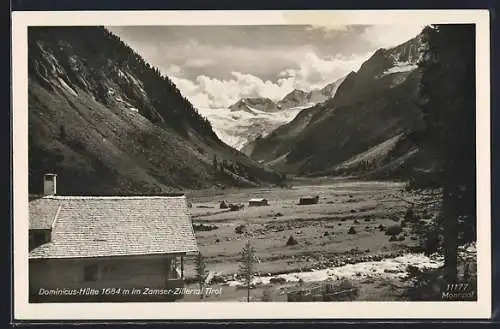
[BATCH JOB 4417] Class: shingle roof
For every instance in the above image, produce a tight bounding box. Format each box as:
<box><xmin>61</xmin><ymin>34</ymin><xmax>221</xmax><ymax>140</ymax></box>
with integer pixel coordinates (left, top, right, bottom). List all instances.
<box><xmin>29</xmin><ymin>196</ymin><xmax>198</xmax><ymax>259</ymax></box>
<box><xmin>29</xmin><ymin>198</ymin><xmax>61</xmax><ymax>229</ymax></box>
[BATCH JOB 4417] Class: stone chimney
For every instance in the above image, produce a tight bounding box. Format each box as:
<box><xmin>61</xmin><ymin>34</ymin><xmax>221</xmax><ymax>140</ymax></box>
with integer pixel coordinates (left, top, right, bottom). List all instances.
<box><xmin>43</xmin><ymin>173</ymin><xmax>57</xmax><ymax>196</ymax></box>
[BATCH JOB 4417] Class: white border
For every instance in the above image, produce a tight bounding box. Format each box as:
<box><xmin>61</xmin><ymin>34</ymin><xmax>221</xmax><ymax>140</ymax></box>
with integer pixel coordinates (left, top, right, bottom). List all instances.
<box><xmin>12</xmin><ymin>10</ymin><xmax>491</xmax><ymax>320</ymax></box>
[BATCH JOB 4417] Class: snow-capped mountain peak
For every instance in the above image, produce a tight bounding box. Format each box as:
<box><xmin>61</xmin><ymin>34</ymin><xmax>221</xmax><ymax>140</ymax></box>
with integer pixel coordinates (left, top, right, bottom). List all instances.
<box><xmin>196</xmin><ymin>105</ymin><xmax>307</xmax><ymax>150</ymax></box>
<box><xmin>229</xmin><ymin>97</ymin><xmax>280</xmax><ymax>114</ymax></box>
<box><xmin>199</xmin><ymin>73</ymin><xmax>348</xmax><ymax>150</ymax></box>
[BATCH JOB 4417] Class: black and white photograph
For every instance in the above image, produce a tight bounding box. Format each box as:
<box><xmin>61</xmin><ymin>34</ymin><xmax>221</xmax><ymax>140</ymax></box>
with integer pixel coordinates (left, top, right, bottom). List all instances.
<box><xmin>12</xmin><ymin>10</ymin><xmax>491</xmax><ymax>319</ymax></box>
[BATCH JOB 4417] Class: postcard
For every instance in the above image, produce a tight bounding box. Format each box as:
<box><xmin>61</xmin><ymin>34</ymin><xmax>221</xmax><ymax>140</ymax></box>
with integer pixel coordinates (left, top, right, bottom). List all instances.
<box><xmin>12</xmin><ymin>9</ymin><xmax>491</xmax><ymax>320</ymax></box>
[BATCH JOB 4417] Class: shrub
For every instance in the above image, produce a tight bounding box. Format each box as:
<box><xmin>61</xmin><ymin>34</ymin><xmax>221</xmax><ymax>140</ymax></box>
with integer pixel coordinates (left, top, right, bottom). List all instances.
<box><xmin>389</xmin><ymin>235</ymin><xmax>398</xmax><ymax>241</ymax></box>
<box><xmin>229</xmin><ymin>203</ymin><xmax>244</xmax><ymax>211</ymax></box>
<box><xmin>385</xmin><ymin>224</ymin><xmax>402</xmax><ymax>236</ymax></box>
<box><xmin>348</xmin><ymin>226</ymin><xmax>357</xmax><ymax>234</ymax></box>
<box><xmin>378</xmin><ymin>224</ymin><xmax>386</xmax><ymax>231</ymax></box>
<box><xmin>286</xmin><ymin>236</ymin><xmax>298</xmax><ymax>246</ymax></box>
<box><xmin>211</xmin><ymin>275</ymin><xmax>226</xmax><ymax>284</ymax></box>
<box><xmin>235</xmin><ymin>224</ymin><xmax>247</xmax><ymax>234</ymax></box>
<box><xmin>269</xmin><ymin>277</ymin><xmax>287</xmax><ymax>284</ymax></box>
<box><xmin>405</xmin><ymin>207</ymin><xmax>416</xmax><ymax>222</ymax></box>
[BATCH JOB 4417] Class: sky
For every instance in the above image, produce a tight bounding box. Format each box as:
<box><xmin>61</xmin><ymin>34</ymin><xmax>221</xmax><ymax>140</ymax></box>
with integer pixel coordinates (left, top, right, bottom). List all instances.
<box><xmin>106</xmin><ymin>24</ymin><xmax>425</xmax><ymax>108</ymax></box>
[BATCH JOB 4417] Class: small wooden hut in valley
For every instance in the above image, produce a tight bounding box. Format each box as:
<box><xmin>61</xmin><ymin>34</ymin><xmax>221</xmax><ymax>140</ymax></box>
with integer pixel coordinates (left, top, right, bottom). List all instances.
<box><xmin>248</xmin><ymin>198</ymin><xmax>268</xmax><ymax>207</ymax></box>
<box><xmin>299</xmin><ymin>195</ymin><xmax>319</xmax><ymax>205</ymax></box>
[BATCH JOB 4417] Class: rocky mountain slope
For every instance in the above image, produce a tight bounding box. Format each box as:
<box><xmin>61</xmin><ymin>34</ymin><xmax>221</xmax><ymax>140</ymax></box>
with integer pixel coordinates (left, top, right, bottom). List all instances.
<box><xmin>245</xmin><ymin>33</ymin><xmax>430</xmax><ymax>178</ymax></box>
<box><xmin>28</xmin><ymin>26</ymin><xmax>283</xmax><ymax>195</ymax></box>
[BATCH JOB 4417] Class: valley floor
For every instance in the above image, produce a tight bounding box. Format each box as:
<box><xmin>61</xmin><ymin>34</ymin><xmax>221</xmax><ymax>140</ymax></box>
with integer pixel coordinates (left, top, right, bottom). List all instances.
<box><xmin>179</xmin><ymin>179</ymin><xmax>450</xmax><ymax>301</ymax></box>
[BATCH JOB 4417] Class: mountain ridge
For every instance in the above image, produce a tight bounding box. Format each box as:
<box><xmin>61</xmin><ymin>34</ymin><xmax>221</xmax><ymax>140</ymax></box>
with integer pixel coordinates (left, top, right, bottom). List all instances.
<box><xmin>228</xmin><ymin>97</ymin><xmax>280</xmax><ymax>114</ymax></box>
<box><xmin>244</xmin><ymin>32</ymin><xmax>427</xmax><ymax>178</ymax></box>
<box><xmin>226</xmin><ymin>75</ymin><xmax>348</xmax><ymax>115</ymax></box>
<box><xmin>277</xmin><ymin>75</ymin><xmax>347</xmax><ymax>110</ymax></box>
<box><xmin>28</xmin><ymin>26</ymin><xmax>283</xmax><ymax>195</ymax></box>
<box><xmin>212</xmin><ymin>75</ymin><xmax>348</xmax><ymax>151</ymax></box>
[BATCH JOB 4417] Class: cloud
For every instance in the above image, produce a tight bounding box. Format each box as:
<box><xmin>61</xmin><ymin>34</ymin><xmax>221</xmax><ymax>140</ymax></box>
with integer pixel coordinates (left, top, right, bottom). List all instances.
<box><xmin>361</xmin><ymin>24</ymin><xmax>426</xmax><ymax>49</ymax></box>
<box><xmin>171</xmin><ymin>72</ymin><xmax>288</xmax><ymax>108</ymax></box>
<box><xmin>305</xmin><ymin>24</ymin><xmax>349</xmax><ymax>36</ymax></box>
<box><xmin>184</xmin><ymin>58</ymin><xmax>216</xmax><ymax>68</ymax></box>
<box><xmin>106</xmin><ymin>25</ymin><xmax>422</xmax><ymax>108</ymax></box>
<box><xmin>276</xmin><ymin>52</ymin><xmax>370</xmax><ymax>91</ymax></box>
<box><xmin>170</xmin><ymin>50</ymin><xmax>372</xmax><ymax>108</ymax></box>
<box><xmin>166</xmin><ymin>64</ymin><xmax>183</xmax><ymax>76</ymax></box>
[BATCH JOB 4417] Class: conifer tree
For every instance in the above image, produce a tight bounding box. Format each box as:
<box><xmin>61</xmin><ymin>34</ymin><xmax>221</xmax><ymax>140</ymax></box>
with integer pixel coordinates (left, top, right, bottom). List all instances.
<box><xmin>194</xmin><ymin>252</ymin><xmax>208</xmax><ymax>300</ymax></box>
<box><xmin>212</xmin><ymin>154</ymin><xmax>218</xmax><ymax>171</ymax></box>
<box><xmin>416</xmin><ymin>24</ymin><xmax>476</xmax><ymax>282</ymax></box>
<box><xmin>238</xmin><ymin>240</ymin><xmax>256</xmax><ymax>302</ymax></box>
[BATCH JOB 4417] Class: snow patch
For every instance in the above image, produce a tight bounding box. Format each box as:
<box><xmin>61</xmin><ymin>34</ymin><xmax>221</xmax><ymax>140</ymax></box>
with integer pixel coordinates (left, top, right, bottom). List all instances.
<box><xmin>125</xmin><ymin>71</ymin><xmax>145</xmax><ymax>89</ymax></box>
<box><xmin>383</xmin><ymin>62</ymin><xmax>418</xmax><ymax>75</ymax></box>
<box><xmin>117</xmin><ymin>69</ymin><xmax>127</xmax><ymax>79</ymax></box>
<box><xmin>57</xmin><ymin>78</ymin><xmax>78</xmax><ymax>96</ymax></box>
